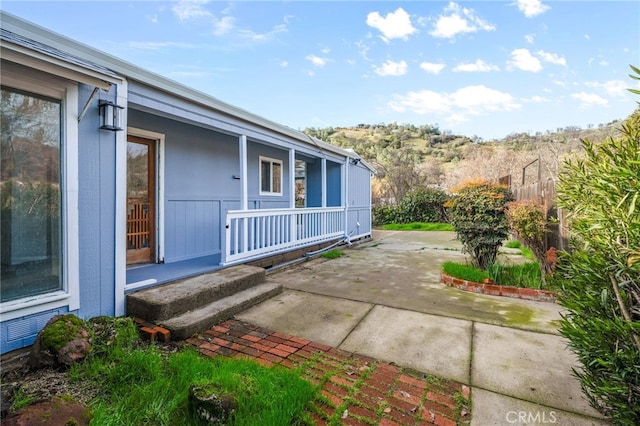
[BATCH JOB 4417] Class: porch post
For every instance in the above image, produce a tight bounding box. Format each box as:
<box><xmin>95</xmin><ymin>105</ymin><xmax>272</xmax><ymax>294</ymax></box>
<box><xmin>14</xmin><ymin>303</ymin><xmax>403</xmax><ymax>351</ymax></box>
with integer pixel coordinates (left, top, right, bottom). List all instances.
<box><xmin>239</xmin><ymin>135</ymin><xmax>248</xmax><ymax>255</ymax></box>
<box><xmin>289</xmin><ymin>149</ymin><xmax>295</xmax><ymax>209</ymax></box>
<box><xmin>344</xmin><ymin>160</ymin><xmax>349</xmax><ymax>238</ymax></box>
<box><xmin>321</xmin><ymin>158</ymin><xmax>327</xmax><ymax>208</ymax></box>
<box><xmin>239</xmin><ymin>134</ymin><xmax>248</xmax><ymax>210</ymax></box>
<box><xmin>321</xmin><ymin>158</ymin><xmax>327</xmax><ymax>234</ymax></box>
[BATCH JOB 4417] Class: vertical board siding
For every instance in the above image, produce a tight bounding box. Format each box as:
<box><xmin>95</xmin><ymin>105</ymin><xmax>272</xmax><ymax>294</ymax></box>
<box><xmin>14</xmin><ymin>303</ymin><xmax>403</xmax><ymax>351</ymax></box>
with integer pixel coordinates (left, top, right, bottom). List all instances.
<box><xmin>347</xmin><ymin>164</ymin><xmax>372</xmax><ymax>208</ymax></box>
<box><xmin>165</xmin><ymin>199</ymin><xmax>219</xmax><ymax>262</ymax></box>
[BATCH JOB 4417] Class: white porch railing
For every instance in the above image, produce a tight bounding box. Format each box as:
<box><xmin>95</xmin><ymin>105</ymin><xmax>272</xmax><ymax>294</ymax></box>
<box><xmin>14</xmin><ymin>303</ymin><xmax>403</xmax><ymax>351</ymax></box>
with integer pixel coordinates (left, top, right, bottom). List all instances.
<box><xmin>224</xmin><ymin>207</ymin><xmax>346</xmax><ymax>265</ymax></box>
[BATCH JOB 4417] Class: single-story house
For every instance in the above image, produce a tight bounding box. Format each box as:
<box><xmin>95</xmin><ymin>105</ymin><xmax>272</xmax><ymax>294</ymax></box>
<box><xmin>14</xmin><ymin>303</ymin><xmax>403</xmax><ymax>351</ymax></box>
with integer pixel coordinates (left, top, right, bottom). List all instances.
<box><xmin>0</xmin><ymin>12</ymin><xmax>373</xmax><ymax>354</ymax></box>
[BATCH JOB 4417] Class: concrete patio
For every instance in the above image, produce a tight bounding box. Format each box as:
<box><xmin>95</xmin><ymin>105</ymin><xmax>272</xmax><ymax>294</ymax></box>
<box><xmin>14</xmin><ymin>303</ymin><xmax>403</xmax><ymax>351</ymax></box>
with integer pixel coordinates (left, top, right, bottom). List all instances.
<box><xmin>235</xmin><ymin>230</ymin><xmax>609</xmax><ymax>425</ymax></box>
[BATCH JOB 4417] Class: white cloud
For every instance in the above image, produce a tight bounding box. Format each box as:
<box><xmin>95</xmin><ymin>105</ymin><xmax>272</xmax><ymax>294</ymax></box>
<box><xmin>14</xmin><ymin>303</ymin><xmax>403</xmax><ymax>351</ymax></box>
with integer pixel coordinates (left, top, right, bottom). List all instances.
<box><xmin>537</xmin><ymin>50</ymin><xmax>567</xmax><ymax>66</ymax></box>
<box><xmin>507</xmin><ymin>48</ymin><xmax>542</xmax><ymax>72</ymax></box>
<box><xmin>279</xmin><ymin>61</ymin><xmax>288</xmax><ymax>67</ymax></box>
<box><xmin>585</xmin><ymin>80</ymin><xmax>628</xmax><ymax>97</ymax></box>
<box><xmin>453</xmin><ymin>59</ymin><xmax>499</xmax><ymax>72</ymax></box>
<box><xmin>173</xmin><ymin>0</ymin><xmax>211</xmax><ymax>21</ymax></box>
<box><xmin>366</xmin><ymin>8</ymin><xmax>417</xmax><ymax>42</ymax></box>
<box><xmin>524</xmin><ymin>34</ymin><xmax>535</xmax><ymax>44</ymax></box>
<box><xmin>306</xmin><ymin>55</ymin><xmax>328</xmax><ymax>67</ymax></box>
<box><xmin>530</xmin><ymin>95</ymin><xmax>550</xmax><ymax>103</ymax></box>
<box><xmin>430</xmin><ymin>2</ymin><xmax>495</xmax><ymax>39</ymax></box>
<box><xmin>236</xmin><ymin>22</ymin><xmax>287</xmax><ymax>44</ymax></box>
<box><xmin>420</xmin><ymin>62</ymin><xmax>446</xmax><ymax>75</ymax></box>
<box><xmin>515</xmin><ymin>0</ymin><xmax>550</xmax><ymax>18</ymax></box>
<box><xmin>450</xmin><ymin>86</ymin><xmax>520</xmax><ymax>113</ymax></box>
<box><xmin>374</xmin><ymin>60</ymin><xmax>408</xmax><ymax>76</ymax></box>
<box><xmin>388</xmin><ymin>85</ymin><xmax>520</xmax><ymax>119</ymax></box>
<box><xmin>389</xmin><ymin>90</ymin><xmax>451</xmax><ymax>114</ymax></box>
<box><xmin>213</xmin><ymin>16</ymin><xmax>235</xmax><ymax>35</ymax></box>
<box><xmin>584</xmin><ymin>34</ymin><xmax>591</xmax><ymax>40</ymax></box>
<box><xmin>355</xmin><ymin>40</ymin><xmax>372</xmax><ymax>61</ymax></box>
<box><xmin>571</xmin><ymin>92</ymin><xmax>608</xmax><ymax>108</ymax></box>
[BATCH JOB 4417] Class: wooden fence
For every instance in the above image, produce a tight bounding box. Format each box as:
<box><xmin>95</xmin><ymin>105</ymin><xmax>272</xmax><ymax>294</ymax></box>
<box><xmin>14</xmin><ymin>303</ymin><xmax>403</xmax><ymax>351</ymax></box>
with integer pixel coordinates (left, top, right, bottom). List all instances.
<box><xmin>512</xmin><ymin>179</ymin><xmax>570</xmax><ymax>252</ymax></box>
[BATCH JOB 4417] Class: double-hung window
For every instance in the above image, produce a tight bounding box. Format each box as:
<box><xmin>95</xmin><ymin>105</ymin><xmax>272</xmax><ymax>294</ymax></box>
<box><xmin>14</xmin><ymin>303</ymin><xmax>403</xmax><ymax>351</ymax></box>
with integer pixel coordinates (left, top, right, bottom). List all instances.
<box><xmin>259</xmin><ymin>156</ymin><xmax>282</xmax><ymax>195</ymax></box>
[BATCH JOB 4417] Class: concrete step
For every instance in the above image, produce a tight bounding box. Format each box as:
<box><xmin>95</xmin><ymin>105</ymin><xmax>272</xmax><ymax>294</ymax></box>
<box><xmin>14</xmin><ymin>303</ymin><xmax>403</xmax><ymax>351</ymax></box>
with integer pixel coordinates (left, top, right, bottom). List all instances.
<box><xmin>126</xmin><ymin>265</ymin><xmax>265</xmax><ymax>322</ymax></box>
<box><xmin>160</xmin><ymin>282</ymin><xmax>283</xmax><ymax>340</ymax></box>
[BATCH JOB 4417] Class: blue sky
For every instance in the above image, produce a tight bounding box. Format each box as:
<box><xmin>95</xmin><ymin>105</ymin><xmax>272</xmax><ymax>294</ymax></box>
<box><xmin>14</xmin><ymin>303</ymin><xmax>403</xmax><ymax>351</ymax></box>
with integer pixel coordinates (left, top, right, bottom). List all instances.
<box><xmin>2</xmin><ymin>1</ymin><xmax>639</xmax><ymax>139</ymax></box>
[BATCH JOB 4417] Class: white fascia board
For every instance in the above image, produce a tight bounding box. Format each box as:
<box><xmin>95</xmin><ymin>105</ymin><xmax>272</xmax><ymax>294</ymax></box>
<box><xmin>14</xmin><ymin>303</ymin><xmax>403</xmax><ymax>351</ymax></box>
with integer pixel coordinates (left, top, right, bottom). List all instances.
<box><xmin>0</xmin><ymin>43</ymin><xmax>121</xmax><ymax>90</ymax></box>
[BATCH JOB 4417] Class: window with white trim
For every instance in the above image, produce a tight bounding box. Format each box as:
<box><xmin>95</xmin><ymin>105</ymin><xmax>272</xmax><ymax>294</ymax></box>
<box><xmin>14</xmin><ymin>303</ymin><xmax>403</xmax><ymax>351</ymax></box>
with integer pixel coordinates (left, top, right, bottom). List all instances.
<box><xmin>0</xmin><ymin>60</ymin><xmax>79</xmax><ymax>317</ymax></box>
<box><xmin>1</xmin><ymin>86</ymin><xmax>62</xmax><ymax>302</ymax></box>
<box><xmin>259</xmin><ymin>156</ymin><xmax>282</xmax><ymax>195</ymax></box>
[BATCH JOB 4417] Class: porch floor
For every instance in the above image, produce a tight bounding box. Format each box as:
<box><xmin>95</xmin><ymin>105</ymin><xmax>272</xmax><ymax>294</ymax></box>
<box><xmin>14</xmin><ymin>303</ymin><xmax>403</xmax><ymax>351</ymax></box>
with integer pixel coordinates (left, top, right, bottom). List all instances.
<box><xmin>126</xmin><ymin>254</ymin><xmax>222</xmax><ymax>289</ymax></box>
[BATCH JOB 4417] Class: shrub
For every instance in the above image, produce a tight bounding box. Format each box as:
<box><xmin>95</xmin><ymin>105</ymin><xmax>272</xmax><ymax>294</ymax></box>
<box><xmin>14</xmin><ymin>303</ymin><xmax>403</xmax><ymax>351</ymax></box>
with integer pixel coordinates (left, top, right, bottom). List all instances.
<box><xmin>506</xmin><ymin>200</ymin><xmax>553</xmax><ymax>278</ymax></box>
<box><xmin>372</xmin><ymin>204</ymin><xmax>398</xmax><ymax>226</ymax></box>
<box><xmin>395</xmin><ymin>188</ymin><xmax>449</xmax><ymax>224</ymax></box>
<box><xmin>446</xmin><ymin>180</ymin><xmax>513</xmax><ymax>269</ymax></box>
<box><xmin>554</xmin><ymin>111</ymin><xmax>640</xmax><ymax>423</ymax></box>
<box><xmin>373</xmin><ymin>188</ymin><xmax>450</xmax><ymax>226</ymax></box>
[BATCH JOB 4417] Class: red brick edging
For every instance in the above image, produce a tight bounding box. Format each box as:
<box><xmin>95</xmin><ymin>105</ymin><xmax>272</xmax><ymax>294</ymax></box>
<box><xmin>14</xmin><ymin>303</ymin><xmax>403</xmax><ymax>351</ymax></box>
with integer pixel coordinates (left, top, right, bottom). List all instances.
<box><xmin>185</xmin><ymin>319</ymin><xmax>470</xmax><ymax>426</ymax></box>
<box><xmin>440</xmin><ymin>273</ymin><xmax>557</xmax><ymax>303</ymax></box>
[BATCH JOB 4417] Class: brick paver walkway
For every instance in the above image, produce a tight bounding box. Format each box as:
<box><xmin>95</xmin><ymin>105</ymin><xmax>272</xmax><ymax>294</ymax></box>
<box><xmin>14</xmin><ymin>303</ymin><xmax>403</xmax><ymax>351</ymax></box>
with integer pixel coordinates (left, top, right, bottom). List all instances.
<box><xmin>185</xmin><ymin>319</ymin><xmax>470</xmax><ymax>425</ymax></box>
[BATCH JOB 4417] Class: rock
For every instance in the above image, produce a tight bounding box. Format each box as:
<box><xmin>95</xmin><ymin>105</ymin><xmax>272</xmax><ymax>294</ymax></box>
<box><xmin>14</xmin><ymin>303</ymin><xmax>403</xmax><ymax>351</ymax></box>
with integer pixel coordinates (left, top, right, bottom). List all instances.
<box><xmin>29</xmin><ymin>315</ymin><xmax>91</xmax><ymax>369</ymax></box>
<box><xmin>3</xmin><ymin>396</ymin><xmax>91</xmax><ymax>426</ymax></box>
<box><xmin>189</xmin><ymin>383</ymin><xmax>238</xmax><ymax>425</ymax></box>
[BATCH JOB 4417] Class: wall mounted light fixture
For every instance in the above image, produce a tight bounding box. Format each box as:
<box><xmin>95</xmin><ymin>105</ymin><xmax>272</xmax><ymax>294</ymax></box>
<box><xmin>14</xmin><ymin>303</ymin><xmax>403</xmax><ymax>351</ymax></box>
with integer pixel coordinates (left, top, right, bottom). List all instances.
<box><xmin>98</xmin><ymin>100</ymin><xmax>124</xmax><ymax>131</ymax></box>
<box><xmin>350</xmin><ymin>158</ymin><xmax>361</xmax><ymax>165</ymax></box>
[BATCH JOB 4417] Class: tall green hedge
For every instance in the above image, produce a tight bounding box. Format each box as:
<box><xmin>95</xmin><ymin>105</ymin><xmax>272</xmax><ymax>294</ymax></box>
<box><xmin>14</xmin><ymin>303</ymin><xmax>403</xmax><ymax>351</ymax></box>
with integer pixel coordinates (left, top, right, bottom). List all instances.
<box><xmin>372</xmin><ymin>188</ymin><xmax>449</xmax><ymax>226</ymax></box>
<box><xmin>554</xmin><ymin>115</ymin><xmax>640</xmax><ymax>424</ymax></box>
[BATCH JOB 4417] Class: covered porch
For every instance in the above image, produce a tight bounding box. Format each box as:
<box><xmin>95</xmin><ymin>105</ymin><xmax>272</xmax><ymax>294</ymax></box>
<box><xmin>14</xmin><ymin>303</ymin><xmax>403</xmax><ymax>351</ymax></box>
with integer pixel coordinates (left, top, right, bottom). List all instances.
<box><xmin>125</xmin><ymin>129</ymin><xmax>353</xmax><ymax>291</ymax></box>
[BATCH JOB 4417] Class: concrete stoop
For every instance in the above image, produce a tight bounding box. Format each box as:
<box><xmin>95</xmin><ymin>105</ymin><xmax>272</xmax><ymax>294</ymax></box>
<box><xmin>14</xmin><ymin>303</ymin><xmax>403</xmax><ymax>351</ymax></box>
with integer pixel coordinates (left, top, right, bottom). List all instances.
<box><xmin>126</xmin><ymin>265</ymin><xmax>281</xmax><ymax>340</ymax></box>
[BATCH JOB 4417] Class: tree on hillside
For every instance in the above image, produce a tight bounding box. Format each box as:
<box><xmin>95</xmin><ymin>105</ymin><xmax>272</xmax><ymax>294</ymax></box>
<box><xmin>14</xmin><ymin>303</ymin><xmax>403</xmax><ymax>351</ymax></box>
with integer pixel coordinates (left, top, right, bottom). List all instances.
<box><xmin>373</xmin><ymin>146</ymin><xmax>425</xmax><ymax>204</ymax></box>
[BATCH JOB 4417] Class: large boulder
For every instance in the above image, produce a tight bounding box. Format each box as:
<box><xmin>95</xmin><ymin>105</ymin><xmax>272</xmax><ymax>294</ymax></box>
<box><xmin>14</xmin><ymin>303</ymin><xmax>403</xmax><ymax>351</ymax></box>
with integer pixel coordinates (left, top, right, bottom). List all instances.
<box><xmin>29</xmin><ymin>315</ymin><xmax>91</xmax><ymax>369</ymax></box>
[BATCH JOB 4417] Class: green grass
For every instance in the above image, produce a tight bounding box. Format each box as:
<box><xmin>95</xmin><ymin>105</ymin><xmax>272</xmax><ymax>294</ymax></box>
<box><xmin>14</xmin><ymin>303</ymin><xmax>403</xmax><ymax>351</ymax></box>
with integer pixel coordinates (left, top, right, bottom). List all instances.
<box><xmin>487</xmin><ymin>262</ymin><xmax>543</xmax><ymax>289</ymax></box>
<box><xmin>68</xmin><ymin>319</ymin><xmax>316</xmax><ymax>426</ymax></box>
<box><xmin>503</xmin><ymin>240</ymin><xmax>535</xmax><ymax>260</ymax></box>
<box><xmin>381</xmin><ymin>222</ymin><xmax>454</xmax><ymax>231</ymax></box>
<box><xmin>443</xmin><ymin>261</ymin><xmax>554</xmax><ymax>290</ymax></box>
<box><xmin>442</xmin><ymin>261</ymin><xmax>489</xmax><ymax>283</ymax></box>
<box><xmin>519</xmin><ymin>246</ymin><xmax>535</xmax><ymax>260</ymax></box>
<box><xmin>321</xmin><ymin>249</ymin><xmax>344</xmax><ymax>259</ymax></box>
<box><xmin>504</xmin><ymin>240</ymin><xmax>521</xmax><ymax>249</ymax></box>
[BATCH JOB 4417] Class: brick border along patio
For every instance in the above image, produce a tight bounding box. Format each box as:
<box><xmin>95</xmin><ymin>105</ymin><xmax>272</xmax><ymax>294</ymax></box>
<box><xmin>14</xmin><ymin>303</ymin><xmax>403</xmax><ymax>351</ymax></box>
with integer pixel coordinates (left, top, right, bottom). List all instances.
<box><xmin>185</xmin><ymin>319</ymin><xmax>470</xmax><ymax>426</ymax></box>
<box><xmin>440</xmin><ymin>273</ymin><xmax>557</xmax><ymax>303</ymax></box>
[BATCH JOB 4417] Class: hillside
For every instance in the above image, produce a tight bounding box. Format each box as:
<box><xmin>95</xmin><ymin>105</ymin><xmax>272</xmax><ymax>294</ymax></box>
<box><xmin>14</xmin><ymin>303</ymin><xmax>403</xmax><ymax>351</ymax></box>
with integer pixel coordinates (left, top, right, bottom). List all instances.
<box><xmin>304</xmin><ymin>117</ymin><xmax>630</xmax><ymax>204</ymax></box>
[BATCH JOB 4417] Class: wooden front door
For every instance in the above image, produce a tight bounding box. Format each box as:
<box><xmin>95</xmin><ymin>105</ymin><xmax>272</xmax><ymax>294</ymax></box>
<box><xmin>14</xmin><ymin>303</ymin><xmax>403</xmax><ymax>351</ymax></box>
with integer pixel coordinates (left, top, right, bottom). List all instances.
<box><xmin>126</xmin><ymin>135</ymin><xmax>156</xmax><ymax>265</ymax></box>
